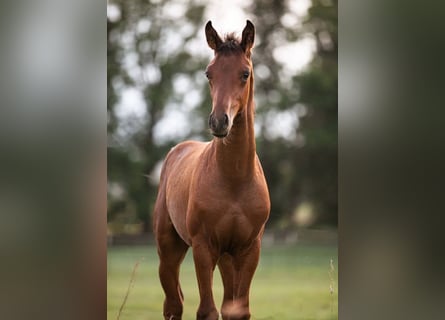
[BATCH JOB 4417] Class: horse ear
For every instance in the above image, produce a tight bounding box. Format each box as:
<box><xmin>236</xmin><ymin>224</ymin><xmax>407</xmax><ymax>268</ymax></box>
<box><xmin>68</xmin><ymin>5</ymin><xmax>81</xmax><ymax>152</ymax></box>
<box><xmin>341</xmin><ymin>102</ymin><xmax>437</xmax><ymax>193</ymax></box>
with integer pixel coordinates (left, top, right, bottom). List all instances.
<box><xmin>205</xmin><ymin>21</ymin><xmax>222</xmax><ymax>51</ymax></box>
<box><xmin>241</xmin><ymin>20</ymin><xmax>255</xmax><ymax>55</ymax></box>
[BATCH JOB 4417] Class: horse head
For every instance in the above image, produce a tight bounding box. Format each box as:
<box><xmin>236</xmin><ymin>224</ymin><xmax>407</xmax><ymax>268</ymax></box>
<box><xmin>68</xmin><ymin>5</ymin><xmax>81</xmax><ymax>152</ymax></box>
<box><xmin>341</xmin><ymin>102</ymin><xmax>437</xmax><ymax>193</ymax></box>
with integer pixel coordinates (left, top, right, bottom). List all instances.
<box><xmin>205</xmin><ymin>20</ymin><xmax>255</xmax><ymax>138</ymax></box>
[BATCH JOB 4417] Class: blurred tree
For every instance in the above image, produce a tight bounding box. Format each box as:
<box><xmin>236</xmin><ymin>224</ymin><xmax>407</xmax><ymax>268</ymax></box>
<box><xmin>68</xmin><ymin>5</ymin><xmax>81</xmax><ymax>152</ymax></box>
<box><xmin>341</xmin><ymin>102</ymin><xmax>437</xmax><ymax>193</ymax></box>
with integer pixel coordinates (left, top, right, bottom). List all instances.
<box><xmin>248</xmin><ymin>0</ymin><xmax>337</xmax><ymax>227</ymax></box>
<box><xmin>107</xmin><ymin>0</ymin><xmax>208</xmax><ymax>232</ymax></box>
<box><xmin>295</xmin><ymin>0</ymin><xmax>337</xmax><ymax>226</ymax></box>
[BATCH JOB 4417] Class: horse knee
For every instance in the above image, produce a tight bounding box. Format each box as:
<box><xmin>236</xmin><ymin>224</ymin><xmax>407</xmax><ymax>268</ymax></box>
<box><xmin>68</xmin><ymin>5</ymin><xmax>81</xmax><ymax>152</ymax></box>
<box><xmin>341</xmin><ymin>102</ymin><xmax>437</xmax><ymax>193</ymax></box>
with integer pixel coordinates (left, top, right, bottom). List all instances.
<box><xmin>221</xmin><ymin>300</ymin><xmax>250</xmax><ymax>320</ymax></box>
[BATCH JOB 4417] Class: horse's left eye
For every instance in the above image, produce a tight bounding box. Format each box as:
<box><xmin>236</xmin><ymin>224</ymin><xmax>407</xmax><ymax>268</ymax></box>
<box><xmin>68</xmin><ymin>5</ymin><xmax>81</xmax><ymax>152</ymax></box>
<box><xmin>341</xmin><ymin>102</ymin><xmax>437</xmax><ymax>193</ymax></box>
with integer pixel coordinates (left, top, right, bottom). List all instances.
<box><xmin>242</xmin><ymin>71</ymin><xmax>250</xmax><ymax>81</ymax></box>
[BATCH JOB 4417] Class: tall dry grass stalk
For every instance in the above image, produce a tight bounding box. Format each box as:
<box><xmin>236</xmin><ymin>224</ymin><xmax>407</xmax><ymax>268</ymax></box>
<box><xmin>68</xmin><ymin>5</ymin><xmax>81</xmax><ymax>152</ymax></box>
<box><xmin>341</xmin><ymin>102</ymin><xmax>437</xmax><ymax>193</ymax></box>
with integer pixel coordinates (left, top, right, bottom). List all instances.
<box><xmin>328</xmin><ymin>258</ymin><xmax>335</xmax><ymax>316</ymax></box>
<box><xmin>116</xmin><ymin>258</ymin><xmax>143</xmax><ymax>320</ymax></box>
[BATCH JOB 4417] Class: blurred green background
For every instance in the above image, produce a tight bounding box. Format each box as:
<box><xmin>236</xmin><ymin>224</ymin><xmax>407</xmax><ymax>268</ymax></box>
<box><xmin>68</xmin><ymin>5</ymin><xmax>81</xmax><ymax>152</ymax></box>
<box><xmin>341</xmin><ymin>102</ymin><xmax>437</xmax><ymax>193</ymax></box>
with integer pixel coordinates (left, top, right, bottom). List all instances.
<box><xmin>107</xmin><ymin>0</ymin><xmax>337</xmax><ymax>318</ymax></box>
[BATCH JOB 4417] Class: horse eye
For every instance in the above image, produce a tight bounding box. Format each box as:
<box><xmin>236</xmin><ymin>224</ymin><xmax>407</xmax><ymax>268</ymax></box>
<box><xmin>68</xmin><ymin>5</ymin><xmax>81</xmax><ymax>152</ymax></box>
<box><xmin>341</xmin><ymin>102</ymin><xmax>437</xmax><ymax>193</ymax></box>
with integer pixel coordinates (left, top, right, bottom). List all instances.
<box><xmin>242</xmin><ymin>71</ymin><xmax>250</xmax><ymax>81</ymax></box>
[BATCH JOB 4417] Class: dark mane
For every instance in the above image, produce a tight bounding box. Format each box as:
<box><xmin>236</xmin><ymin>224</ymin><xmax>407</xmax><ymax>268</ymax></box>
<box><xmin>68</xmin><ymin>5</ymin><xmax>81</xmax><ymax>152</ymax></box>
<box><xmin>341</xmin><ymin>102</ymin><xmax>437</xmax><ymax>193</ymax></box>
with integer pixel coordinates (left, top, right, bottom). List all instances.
<box><xmin>217</xmin><ymin>33</ymin><xmax>243</xmax><ymax>54</ymax></box>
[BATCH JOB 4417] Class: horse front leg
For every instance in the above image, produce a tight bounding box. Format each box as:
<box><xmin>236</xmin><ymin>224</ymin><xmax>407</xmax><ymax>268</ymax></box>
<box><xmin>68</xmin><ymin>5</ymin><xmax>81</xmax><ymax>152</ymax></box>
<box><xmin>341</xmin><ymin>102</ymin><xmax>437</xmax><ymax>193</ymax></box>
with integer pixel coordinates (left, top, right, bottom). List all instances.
<box><xmin>192</xmin><ymin>239</ymin><xmax>219</xmax><ymax>320</ymax></box>
<box><xmin>229</xmin><ymin>238</ymin><xmax>261</xmax><ymax>320</ymax></box>
<box><xmin>217</xmin><ymin>253</ymin><xmax>236</xmax><ymax>320</ymax></box>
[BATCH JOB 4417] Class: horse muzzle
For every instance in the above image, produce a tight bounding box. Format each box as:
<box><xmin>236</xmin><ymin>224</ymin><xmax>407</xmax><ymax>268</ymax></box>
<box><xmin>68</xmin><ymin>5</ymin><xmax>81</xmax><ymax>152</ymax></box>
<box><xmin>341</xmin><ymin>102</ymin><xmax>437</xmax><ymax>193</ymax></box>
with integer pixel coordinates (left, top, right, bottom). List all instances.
<box><xmin>208</xmin><ymin>112</ymin><xmax>229</xmax><ymax>138</ymax></box>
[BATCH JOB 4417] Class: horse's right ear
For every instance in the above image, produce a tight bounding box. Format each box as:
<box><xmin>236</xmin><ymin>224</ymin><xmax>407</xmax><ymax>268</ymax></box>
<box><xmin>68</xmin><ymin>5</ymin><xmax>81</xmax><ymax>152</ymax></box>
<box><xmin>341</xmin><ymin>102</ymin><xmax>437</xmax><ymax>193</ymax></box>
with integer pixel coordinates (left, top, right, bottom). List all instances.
<box><xmin>205</xmin><ymin>21</ymin><xmax>222</xmax><ymax>51</ymax></box>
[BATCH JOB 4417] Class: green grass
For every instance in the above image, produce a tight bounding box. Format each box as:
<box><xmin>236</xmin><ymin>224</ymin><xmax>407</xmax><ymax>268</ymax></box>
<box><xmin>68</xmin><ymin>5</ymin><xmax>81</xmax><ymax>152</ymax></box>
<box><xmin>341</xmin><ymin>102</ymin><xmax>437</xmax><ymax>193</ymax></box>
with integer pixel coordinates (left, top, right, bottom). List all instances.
<box><xmin>107</xmin><ymin>243</ymin><xmax>338</xmax><ymax>320</ymax></box>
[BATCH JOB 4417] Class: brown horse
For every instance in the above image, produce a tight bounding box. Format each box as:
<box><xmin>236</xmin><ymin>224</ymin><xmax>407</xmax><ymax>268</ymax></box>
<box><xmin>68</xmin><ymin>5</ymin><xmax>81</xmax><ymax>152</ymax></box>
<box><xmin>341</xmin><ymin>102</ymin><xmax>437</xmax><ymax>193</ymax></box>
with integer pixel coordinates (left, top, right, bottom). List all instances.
<box><xmin>153</xmin><ymin>20</ymin><xmax>270</xmax><ymax>320</ymax></box>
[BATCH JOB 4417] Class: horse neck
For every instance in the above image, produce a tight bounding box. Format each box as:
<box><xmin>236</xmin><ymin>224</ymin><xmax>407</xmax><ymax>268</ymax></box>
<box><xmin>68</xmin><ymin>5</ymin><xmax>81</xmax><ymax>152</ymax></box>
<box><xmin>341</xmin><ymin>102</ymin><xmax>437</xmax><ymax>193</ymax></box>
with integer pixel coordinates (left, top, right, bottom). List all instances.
<box><xmin>213</xmin><ymin>75</ymin><xmax>256</xmax><ymax>181</ymax></box>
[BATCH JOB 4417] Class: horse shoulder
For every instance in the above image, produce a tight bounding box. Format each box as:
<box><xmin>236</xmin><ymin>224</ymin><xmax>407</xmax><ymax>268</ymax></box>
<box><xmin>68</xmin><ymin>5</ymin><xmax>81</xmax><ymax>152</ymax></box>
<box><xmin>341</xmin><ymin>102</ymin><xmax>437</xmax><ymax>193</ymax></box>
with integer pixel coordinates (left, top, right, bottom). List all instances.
<box><xmin>162</xmin><ymin>140</ymin><xmax>209</xmax><ymax>244</ymax></box>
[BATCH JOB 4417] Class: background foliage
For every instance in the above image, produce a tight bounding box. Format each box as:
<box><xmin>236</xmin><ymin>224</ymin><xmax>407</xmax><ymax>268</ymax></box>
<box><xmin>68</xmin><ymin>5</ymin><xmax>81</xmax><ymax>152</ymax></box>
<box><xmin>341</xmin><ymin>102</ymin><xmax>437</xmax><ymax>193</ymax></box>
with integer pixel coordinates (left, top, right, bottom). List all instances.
<box><xmin>107</xmin><ymin>0</ymin><xmax>337</xmax><ymax>233</ymax></box>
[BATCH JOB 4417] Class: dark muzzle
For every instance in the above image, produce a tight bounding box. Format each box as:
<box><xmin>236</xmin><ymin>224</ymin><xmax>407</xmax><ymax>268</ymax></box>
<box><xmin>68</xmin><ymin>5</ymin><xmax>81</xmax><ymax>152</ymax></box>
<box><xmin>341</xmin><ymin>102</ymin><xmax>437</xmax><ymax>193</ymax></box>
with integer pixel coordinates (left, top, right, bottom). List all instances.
<box><xmin>208</xmin><ymin>112</ymin><xmax>229</xmax><ymax>138</ymax></box>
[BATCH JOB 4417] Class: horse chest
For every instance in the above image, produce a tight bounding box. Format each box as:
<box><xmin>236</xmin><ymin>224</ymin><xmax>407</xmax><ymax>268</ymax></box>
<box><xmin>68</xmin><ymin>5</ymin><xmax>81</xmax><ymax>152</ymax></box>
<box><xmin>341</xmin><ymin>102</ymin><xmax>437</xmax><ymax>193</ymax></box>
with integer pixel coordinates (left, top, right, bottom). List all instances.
<box><xmin>187</xmin><ymin>180</ymin><xmax>269</xmax><ymax>249</ymax></box>
<box><xmin>193</xmin><ymin>177</ymin><xmax>267</xmax><ymax>214</ymax></box>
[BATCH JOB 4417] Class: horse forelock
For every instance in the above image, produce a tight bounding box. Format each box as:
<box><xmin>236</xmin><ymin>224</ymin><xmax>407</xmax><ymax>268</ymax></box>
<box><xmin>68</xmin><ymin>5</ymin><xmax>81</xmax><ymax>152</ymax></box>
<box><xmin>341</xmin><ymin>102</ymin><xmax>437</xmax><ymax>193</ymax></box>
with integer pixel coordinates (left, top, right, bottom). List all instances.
<box><xmin>216</xmin><ymin>33</ymin><xmax>243</xmax><ymax>54</ymax></box>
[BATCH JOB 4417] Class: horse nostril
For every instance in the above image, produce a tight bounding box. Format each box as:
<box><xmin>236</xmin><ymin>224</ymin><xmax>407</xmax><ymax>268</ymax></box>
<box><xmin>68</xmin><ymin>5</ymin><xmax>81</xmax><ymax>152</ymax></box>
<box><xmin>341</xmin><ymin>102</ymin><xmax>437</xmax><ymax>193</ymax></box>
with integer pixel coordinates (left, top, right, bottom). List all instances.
<box><xmin>223</xmin><ymin>114</ymin><xmax>229</xmax><ymax>126</ymax></box>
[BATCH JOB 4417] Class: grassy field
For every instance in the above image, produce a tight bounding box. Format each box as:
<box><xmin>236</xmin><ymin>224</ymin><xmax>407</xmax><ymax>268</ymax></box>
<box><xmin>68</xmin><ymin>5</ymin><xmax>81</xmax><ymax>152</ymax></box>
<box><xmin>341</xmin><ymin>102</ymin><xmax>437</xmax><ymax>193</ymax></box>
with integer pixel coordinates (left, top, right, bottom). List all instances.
<box><xmin>107</xmin><ymin>243</ymin><xmax>338</xmax><ymax>320</ymax></box>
